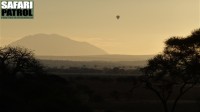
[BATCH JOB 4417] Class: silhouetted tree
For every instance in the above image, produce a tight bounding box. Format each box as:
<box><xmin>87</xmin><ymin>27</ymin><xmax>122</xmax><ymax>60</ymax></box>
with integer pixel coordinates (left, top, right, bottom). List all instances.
<box><xmin>0</xmin><ymin>46</ymin><xmax>43</xmax><ymax>78</ymax></box>
<box><xmin>141</xmin><ymin>29</ymin><xmax>200</xmax><ymax>112</ymax></box>
<box><xmin>0</xmin><ymin>46</ymin><xmax>92</xmax><ymax>112</ymax></box>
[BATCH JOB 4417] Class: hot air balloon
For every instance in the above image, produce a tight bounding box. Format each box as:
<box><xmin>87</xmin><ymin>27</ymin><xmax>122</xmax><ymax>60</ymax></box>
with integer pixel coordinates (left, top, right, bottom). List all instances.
<box><xmin>116</xmin><ymin>15</ymin><xmax>120</xmax><ymax>20</ymax></box>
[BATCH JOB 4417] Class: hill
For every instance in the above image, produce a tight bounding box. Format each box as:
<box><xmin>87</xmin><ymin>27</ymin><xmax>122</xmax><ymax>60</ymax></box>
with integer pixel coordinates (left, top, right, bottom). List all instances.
<box><xmin>37</xmin><ymin>55</ymin><xmax>154</xmax><ymax>61</ymax></box>
<box><xmin>10</xmin><ymin>34</ymin><xmax>107</xmax><ymax>56</ymax></box>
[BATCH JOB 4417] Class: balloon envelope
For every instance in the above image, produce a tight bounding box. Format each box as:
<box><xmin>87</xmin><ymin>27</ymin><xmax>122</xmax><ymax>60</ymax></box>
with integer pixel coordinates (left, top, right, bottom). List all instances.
<box><xmin>116</xmin><ymin>15</ymin><xmax>120</xmax><ymax>19</ymax></box>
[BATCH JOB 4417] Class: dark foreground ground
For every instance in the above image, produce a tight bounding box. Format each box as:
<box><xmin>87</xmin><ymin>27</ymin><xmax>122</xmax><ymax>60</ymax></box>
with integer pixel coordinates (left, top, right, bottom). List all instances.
<box><xmin>55</xmin><ymin>74</ymin><xmax>200</xmax><ymax>112</ymax></box>
<box><xmin>1</xmin><ymin>73</ymin><xmax>199</xmax><ymax>112</ymax></box>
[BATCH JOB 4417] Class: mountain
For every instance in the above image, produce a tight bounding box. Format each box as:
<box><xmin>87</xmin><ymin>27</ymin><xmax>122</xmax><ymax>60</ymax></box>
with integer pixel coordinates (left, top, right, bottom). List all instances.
<box><xmin>37</xmin><ymin>55</ymin><xmax>154</xmax><ymax>61</ymax></box>
<box><xmin>10</xmin><ymin>34</ymin><xmax>107</xmax><ymax>56</ymax></box>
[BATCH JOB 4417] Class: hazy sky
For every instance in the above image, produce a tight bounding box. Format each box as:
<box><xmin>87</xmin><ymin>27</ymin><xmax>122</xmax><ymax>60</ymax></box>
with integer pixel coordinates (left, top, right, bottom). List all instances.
<box><xmin>0</xmin><ymin>0</ymin><xmax>199</xmax><ymax>55</ymax></box>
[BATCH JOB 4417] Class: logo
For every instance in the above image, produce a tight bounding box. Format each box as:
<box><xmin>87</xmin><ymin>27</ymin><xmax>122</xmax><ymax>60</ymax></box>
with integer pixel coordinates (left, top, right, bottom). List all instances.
<box><xmin>1</xmin><ymin>0</ymin><xmax>34</xmax><ymax>19</ymax></box>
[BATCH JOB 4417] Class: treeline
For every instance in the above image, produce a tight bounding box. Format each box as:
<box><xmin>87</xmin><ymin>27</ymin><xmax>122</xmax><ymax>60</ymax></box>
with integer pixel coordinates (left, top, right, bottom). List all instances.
<box><xmin>40</xmin><ymin>59</ymin><xmax>147</xmax><ymax>69</ymax></box>
<box><xmin>45</xmin><ymin>66</ymin><xmax>141</xmax><ymax>75</ymax></box>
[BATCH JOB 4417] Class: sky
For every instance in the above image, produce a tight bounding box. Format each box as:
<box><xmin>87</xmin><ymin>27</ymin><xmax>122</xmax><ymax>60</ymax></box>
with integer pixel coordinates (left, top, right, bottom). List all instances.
<box><xmin>0</xmin><ymin>0</ymin><xmax>199</xmax><ymax>55</ymax></box>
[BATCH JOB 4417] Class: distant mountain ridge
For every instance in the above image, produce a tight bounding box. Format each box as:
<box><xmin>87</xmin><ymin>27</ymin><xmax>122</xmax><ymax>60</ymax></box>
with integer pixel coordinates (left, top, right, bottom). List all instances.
<box><xmin>37</xmin><ymin>55</ymin><xmax>154</xmax><ymax>62</ymax></box>
<box><xmin>10</xmin><ymin>34</ymin><xmax>107</xmax><ymax>56</ymax></box>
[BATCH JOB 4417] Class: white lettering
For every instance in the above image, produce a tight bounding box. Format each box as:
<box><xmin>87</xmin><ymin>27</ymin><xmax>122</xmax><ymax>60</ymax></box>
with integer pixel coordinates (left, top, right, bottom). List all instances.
<box><xmin>13</xmin><ymin>1</ymin><xmax>18</xmax><ymax>9</ymax></box>
<box><xmin>7</xmin><ymin>2</ymin><xmax>13</xmax><ymax>9</ymax></box>
<box><xmin>30</xmin><ymin>1</ymin><xmax>33</xmax><ymax>9</ymax></box>
<box><xmin>1</xmin><ymin>1</ymin><xmax>33</xmax><ymax>9</ymax></box>
<box><xmin>23</xmin><ymin>2</ymin><xmax>29</xmax><ymax>9</ymax></box>
<box><xmin>1</xmin><ymin>1</ymin><xmax>7</xmax><ymax>9</ymax></box>
<box><xmin>17</xmin><ymin>2</ymin><xmax>23</xmax><ymax>9</ymax></box>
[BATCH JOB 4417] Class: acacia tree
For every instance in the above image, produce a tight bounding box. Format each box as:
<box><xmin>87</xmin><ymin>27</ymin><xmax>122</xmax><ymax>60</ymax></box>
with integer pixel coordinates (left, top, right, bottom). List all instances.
<box><xmin>141</xmin><ymin>29</ymin><xmax>200</xmax><ymax>112</ymax></box>
<box><xmin>0</xmin><ymin>46</ymin><xmax>44</xmax><ymax>78</ymax></box>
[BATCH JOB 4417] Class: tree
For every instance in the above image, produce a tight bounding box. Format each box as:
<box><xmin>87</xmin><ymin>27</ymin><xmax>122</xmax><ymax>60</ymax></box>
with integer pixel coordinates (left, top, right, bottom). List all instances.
<box><xmin>141</xmin><ymin>29</ymin><xmax>200</xmax><ymax>112</ymax></box>
<box><xmin>0</xmin><ymin>46</ymin><xmax>44</xmax><ymax>78</ymax></box>
<box><xmin>0</xmin><ymin>46</ymin><xmax>92</xmax><ymax>112</ymax></box>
